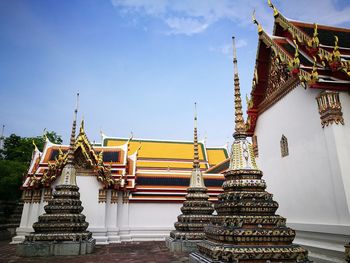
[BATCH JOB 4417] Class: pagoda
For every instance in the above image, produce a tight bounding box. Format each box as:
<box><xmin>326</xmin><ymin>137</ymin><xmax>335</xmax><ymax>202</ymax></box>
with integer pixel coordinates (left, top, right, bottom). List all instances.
<box><xmin>189</xmin><ymin>37</ymin><xmax>311</xmax><ymax>263</ymax></box>
<box><xmin>166</xmin><ymin>103</ymin><xmax>214</xmax><ymax>252</ymax></box>
<box><xmin>17</xmin><ymin>94</ymin><xmax>95</xmax><ymax>256</ymax></box>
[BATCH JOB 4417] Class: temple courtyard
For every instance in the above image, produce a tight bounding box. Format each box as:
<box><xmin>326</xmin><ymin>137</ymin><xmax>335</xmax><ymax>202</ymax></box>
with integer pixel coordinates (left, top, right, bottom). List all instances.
<box><xmin>0</xmin><ymin>241</ymin><xmax>189</xmax><ymax>263</ymax></box>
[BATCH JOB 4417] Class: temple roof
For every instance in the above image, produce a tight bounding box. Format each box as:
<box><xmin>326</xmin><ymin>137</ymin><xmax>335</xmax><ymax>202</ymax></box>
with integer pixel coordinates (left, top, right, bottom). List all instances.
<box><xmin>246</xmin><ymin>2</ymin><xmax>350</xmax><ymax>135</ymax></box>
<box><xmin>103</xmin><ymin>137</ymin><xmax>228</xmax><ymax>171</ymax></box>
<box><xmin>23</xmin><ymin>133</ymin><xmax>227</xmax><ymax>202</ymax></box>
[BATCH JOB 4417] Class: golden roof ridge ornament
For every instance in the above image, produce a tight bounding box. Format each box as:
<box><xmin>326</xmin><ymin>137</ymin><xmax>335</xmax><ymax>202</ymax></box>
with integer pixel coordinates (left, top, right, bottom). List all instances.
<box><xmin>252</xmin><ymin>10</ymin><xmax>263</xmax><ymax>34</ymax></box>
<box><xmin>267</xmin><ymin>0</ymin><xmax>279</xmax><ymax>17</ymax></box>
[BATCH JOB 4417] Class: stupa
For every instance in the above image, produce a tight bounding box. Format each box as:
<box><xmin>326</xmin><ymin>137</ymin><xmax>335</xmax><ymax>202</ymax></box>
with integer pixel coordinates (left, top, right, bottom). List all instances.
<box><xmin>189</xmin><ymin>37</ymin><xmax>311</xmax><ymax>263</ymax></box>
<box><xmin>166</xmin><ymin>103</ymin><xmax>214</xmax><ymax>252</ymax></box>
<box><xmin>17</xmin><ymin>94</ymin><xmax>95</xmax><ymax>256</ymax></box>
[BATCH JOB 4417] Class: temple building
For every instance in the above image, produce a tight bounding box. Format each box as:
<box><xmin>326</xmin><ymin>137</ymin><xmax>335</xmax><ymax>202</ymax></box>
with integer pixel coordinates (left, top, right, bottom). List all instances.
<box><xmin>13</xmin><ymin>119</ymin><xmax>227</xmax><ymax>245</ymax></box>
<box><xmin>166</xmin><ymin>103</ymin><xmax>214</xmax><ymax>252</ymax></box>
<box><xmin>202</xmin><ymin>1</ymin><xmax>350</xmax><ymax>262</ymax></box>
<box><xmin>190</xmin><ymin>36</ymin><xmax>310</xmax><ymax>263</ymax></box>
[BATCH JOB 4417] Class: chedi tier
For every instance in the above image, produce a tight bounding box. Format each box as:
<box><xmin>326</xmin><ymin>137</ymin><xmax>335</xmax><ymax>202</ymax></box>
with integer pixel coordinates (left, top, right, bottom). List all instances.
<box><xmin>17</xmin><ymin>95</ymin><xmax>95</xmax><ymax>256</ymax></box>
<box><xmin>189</xmin><ymin>37</ymin><xmax>310</xmax><ymax>263</ymax></box>
<box><xmin>166</xmin><ymin>103</ymin><xmax>214</xmax><ymax>252</ymax></box>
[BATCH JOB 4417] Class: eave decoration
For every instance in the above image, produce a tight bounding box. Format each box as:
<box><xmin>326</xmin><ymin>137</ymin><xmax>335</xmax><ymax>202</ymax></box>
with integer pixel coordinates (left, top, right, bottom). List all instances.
<box><xmin>269</xmin><ymin>0</ymin><xmax>350</xmax><ymax>77</ymax></box>
<box><xmin>29</xmin><ymin>121</ymin><xmax>121</xmax><ymax>189</ymax></box>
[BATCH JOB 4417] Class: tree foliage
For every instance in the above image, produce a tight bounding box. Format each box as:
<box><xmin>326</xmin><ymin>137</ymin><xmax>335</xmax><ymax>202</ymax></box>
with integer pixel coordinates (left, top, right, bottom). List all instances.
<box><xmin>0</xmin><ymin>131</ymin><xmax>62</xmax><ymax>200</ymax></box>
<box><xmin>0</xmin><ymin>160</ymin><xmax>27</xmax><ymax>200</ymax></box>
<box><xmin>0</xmin><ymin>131</ymin><xmax>62</xmax><ymax>162</ymax></box>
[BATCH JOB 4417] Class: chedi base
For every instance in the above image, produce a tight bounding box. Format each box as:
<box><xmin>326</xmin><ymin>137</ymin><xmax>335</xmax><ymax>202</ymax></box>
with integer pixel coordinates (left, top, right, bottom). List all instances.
<box><xmin>16</xmin><ymin>238</ymin><xmax>95</xmax><ymax>257</ymax></box>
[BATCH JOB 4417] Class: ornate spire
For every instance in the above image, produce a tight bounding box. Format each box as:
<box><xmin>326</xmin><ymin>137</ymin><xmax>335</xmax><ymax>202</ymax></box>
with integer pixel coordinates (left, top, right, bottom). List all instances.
<box><xmin>232</xmin><ymin>36</ymin><xmax>246</xmax><ymax>139</ymax></box>
<box><xmin>66</xmin><ymin>93</ymin><xmax>79</xmax><ymax>165</ymax></box>
<box><xmin>189</xmin><ymin>103</ymin><xmax>205</xmax><ymax>188</ymax></box>
<box><xmin>193</xmin><ymin>102</ymin><xmax>200</xmax><ymax>170</ymax></box>
<box><xmin>59</xmin><ymin>93</ymin><xmax>79</xmax><ymax>186</ymax></box>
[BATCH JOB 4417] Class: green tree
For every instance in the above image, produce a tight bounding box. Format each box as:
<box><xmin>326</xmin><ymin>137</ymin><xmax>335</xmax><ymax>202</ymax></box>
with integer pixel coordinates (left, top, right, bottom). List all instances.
<box><xmin>0</xmin><ymin>160</ymin><xmax>27</xmax><ymax>200</ymax></box>
<box><xmin>0</xmin><ymin>131</ymin><xmax>62</xmax><ymax>200</ymax></box>
<box><xmin>1</xmin><ymin>131</ymin><xmax>62</xmax><ymax>162</ymax></box>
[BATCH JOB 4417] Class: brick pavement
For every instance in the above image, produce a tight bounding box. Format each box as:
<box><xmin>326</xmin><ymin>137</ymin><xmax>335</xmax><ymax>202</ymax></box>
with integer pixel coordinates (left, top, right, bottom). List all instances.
<box><xmin>0</xmin><ymin>240</ymin><xmax>189</xmax><ymax>263</ymax></box>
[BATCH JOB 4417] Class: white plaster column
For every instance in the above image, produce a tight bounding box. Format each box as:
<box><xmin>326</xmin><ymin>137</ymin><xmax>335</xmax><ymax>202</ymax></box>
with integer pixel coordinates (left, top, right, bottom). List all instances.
<box><xmin>106</xmin><ymin>190</ymin><xmax>120</xmax><ymax>243</ymax></box>
<box><xmin>117</xmin><ymin>192</ymin><xmax>131</xmax><ymax>241</ymax></box>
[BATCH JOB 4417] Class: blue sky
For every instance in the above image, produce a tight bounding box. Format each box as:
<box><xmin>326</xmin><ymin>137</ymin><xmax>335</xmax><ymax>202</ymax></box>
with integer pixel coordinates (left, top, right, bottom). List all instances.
<box><xmin>1</xmin><ymin>0</ymin><xmax>350</xmax><ymax>146</ymax></box>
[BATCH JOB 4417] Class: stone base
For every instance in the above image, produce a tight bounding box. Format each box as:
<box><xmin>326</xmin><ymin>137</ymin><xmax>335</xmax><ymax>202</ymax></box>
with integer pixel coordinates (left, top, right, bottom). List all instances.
<box><xmin>165</xmin><ymin>237</ymin><xmax>199</xmax><ymax>253</ymax></box>
<box><xmin>16</xmin><ymin>238</ymin><xmax>95</xmax><ymax>257</ymax></box>
<box><xmin>189</xmin><ymin>252</ymin><xmax>221</xmax><ymax>263</ymax></box>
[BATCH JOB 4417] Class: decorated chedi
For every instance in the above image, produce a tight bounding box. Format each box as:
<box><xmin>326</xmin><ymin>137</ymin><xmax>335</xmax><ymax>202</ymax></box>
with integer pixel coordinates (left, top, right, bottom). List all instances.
<box><xmin>189</xmin><ymin>37</ymin><xmax>311</xmax><ymax>263</ymax></box>
<box><xmin>17</xmin><ymin>94</ymin><xmax>95</xmax><ymax>256</ymax></box>
<box><xmin>166</xmin><ymin>103</ymin><xmax>214</xmax><ymax>252</ymax></box>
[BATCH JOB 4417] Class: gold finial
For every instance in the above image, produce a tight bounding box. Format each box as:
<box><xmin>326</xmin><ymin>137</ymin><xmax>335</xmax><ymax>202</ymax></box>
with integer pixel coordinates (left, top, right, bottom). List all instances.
<box><xmin>80</xmin><ymin>119</ymin><xmax>84</xmax><ymax>134</ymax></box>
<box><xmin>310</xmin><ymin>56</ymin><xmax>319</xmax><ymax>84</ymax></box>
<box><xmin>193</xmin><ymin>102</ymin><xmax>200</xmax><ymax>170</ymax></box>
<box><xmin>98</xmin><ymin>150</ymin><xmax>104</xmax><ymax>165</ymax></box>
<box><xmin>252</xmin><ymin>10</ymin><xmax>263</xmax><ymax>34</ymax></box>
<box><xmin>333</xmin><ymin>35</ymin><xmax>341</xmax><ymax>60</ymax></box>
<box><xmin>307</xmin><ymin>23</ymin><xmax>319</xmax><ymax>49</ymax></box>
<box><xmin>232</xmin><ymin>36</ymin><xmax>246</xmax><ymax>139</ymax></box>
<box><xmin>313</xmin><ymin>23</ymin><xmax>318</xmax><ymax>38</ymax></box>
<box><xmin>289</xmin><ymin>40</ymin><xmax>300</xmax><ymax>72</ymax></box>
<box><xmin>267</xmin><ymin>0</ymin><xmax>279</xmax><ymax>17</ymax></box>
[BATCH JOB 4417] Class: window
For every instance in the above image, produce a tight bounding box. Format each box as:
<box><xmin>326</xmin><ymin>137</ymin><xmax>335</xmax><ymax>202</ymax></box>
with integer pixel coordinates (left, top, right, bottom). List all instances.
<box><xmin>280</xmin><ymin>135</ymin><xmax>289</xmax><ymax>157</ymax></box>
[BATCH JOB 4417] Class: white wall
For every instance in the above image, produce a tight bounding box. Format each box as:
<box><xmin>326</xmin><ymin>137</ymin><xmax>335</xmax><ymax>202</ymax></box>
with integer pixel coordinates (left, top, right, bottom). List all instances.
<box><xmin>13</xmin><ymin>175</ymin><xmax>183</xmax><ymax>244</ymax></box>
<box><xmin>255</xmin><ymin>85</ymin><xmax>350</xmax><ymax>224</ymax></box>
<box><xmin>254</xmin><ymin>85</ymin><xmax>350</xmax><ymax>261</ymax></box>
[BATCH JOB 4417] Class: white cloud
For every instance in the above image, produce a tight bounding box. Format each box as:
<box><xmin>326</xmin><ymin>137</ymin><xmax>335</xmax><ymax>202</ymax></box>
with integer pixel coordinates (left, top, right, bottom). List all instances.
<box><xmin>110</xmin><ymin>0</ymin><xmax>271</xmax><ymax>35</ymax></box>
<box><xmin>209</xmin><ymin>39</ymin><xmax>247</xmax><ymax>56</ymax></box>
<box><xmin>165</xmin><ymin>17</ymin><xmax>209</xmax><ymax>35</ymax></box>
<box><xmin>110</xmin><ymin>0</ymin><xmax>350</xmax><ymax>35</ymax></box>
<box><xmin>278</xmin><ymin>0</ymin><xmax>350</xmax><ymax>26</ymax></box>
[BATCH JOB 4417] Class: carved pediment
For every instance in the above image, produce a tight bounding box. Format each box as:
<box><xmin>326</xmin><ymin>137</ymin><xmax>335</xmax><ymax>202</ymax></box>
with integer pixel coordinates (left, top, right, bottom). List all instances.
<box><xmin>266</xmin><ymin>54</ymin><xmax>291</xmax><ymax>99</ymax></box>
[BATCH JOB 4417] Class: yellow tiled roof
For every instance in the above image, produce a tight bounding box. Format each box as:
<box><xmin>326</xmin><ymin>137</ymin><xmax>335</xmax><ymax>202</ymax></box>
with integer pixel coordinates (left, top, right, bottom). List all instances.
<box><xmin>105</xmin><ymin>138</ymin><xmax>206</xmax><ymax>160</ymax></box>
<box><xmin>207</xmin><ymin>148</ymin><xmax>229</xmax><ymax>167</ymax></box>
<box><xmin>104</xmin><ymin>138</ymin><xmax>227</xmax><ymax>170</ymax></box>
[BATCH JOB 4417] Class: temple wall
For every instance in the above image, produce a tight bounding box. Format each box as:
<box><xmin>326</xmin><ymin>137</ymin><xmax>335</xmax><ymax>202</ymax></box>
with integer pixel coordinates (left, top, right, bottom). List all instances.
<box><xmin>13</xmin><ymin>175</ymin><xmax>181</xmax><ymax>245</ymax></box>
<box><xmin>254</xmin><ymin>85</ymin><xmax>350</xmax><ymax>262</ymax></box>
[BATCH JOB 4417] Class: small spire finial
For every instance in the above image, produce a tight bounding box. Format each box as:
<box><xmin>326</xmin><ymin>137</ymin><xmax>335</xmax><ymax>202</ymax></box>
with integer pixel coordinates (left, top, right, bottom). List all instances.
<box><xmin>232</xmin><ymin>36</ymin><xmax>246</xmax><ymax>139</ymax></box>
<box><xmin>67</xmin><ymin>93</ymin><xmax>79</xmax><ymax>164</ymax></box>
<box><xmin>193</xmin><ymin>102</ymin><xmax>200</xmax><ymax>170</ymax></box>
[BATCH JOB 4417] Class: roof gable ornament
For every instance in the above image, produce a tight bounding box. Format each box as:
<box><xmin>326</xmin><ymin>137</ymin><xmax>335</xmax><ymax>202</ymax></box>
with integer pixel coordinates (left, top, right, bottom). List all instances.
<box><xmin>252</xmin><ymin>10</ymin><xmax>263</xmax><ymax>34</ymax></box>
<box><xmin>37</xmin><ymin>94</ymin><xmax>121</xmax><ymax>189</ymax></box>
<box><xmin>267</xmin><ymin>0</ymin><xmax>279</xmax><ymax>17</ymax></box>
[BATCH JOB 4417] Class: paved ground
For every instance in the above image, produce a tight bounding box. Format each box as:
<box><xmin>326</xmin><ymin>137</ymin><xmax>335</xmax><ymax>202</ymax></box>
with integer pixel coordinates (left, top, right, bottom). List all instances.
<box><xmin>0</xmin><ymin>240</ymin><xmax>189</xmax><ymax>263</ymax></box>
